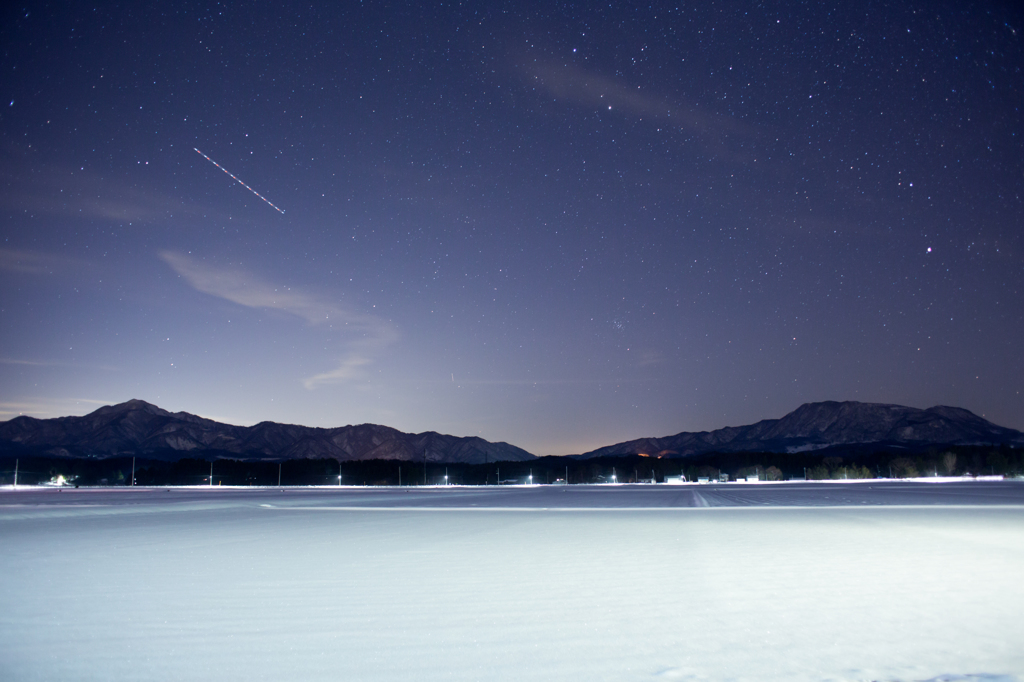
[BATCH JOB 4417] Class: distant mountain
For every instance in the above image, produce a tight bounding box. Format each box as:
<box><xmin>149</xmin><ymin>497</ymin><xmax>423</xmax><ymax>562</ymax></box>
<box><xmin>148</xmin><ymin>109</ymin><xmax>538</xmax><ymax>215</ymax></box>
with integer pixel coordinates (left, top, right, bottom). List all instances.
<box><xmin>574</xmin><ymin>401</ymin><xmax>1024</xmax><ymax>459</ymax></box>
<box><xmin>3</xmin><ymin>399</ymin><xmax>1019</xmax><ymax>465</ymax></box>
<box><xmin>0</xmin><ymin>399</ymin><xmax>536</xmax><ymax>463</ymax></box>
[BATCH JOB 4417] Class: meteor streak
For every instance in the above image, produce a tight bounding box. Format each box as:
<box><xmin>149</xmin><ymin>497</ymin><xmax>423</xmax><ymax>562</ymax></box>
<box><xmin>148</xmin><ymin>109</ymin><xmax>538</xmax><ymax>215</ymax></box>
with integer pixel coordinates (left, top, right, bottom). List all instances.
<box><xmin>194</xmin><ymin>148</ymin><xmax>285</xmax><ymax>214</ymax></box>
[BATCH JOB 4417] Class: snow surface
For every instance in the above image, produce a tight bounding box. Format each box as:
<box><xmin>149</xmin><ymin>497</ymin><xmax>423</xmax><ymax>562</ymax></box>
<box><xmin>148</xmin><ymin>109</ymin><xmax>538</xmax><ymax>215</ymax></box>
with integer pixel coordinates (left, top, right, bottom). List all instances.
<box><xmin>2</xmin><ymin>482</ymin><xmax>1022</xmax><ymax>682</ymax></box>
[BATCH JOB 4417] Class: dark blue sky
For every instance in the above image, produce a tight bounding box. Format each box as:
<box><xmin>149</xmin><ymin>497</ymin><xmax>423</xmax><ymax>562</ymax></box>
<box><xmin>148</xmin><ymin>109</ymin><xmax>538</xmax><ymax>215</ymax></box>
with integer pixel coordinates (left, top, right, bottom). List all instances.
<box><xmin>2</xmin><ymin>1</ymin><xmax>1021</xmax><ymax>455</ymax></box>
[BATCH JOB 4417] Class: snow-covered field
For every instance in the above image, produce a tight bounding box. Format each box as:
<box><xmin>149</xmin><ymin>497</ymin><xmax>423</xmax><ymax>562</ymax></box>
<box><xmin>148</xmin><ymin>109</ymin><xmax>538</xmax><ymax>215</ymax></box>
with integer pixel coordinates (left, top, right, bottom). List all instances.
<box><xmin>2</xmin><ymin>482</ymin><xmax>1022</xmax><ymax>682</ymax></box>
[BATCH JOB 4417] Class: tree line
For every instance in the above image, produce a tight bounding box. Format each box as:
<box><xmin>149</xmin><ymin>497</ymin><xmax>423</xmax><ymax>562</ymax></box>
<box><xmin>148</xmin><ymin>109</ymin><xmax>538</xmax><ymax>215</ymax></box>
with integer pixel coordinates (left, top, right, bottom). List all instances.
<box><xmin>0</xmin><ymin>444</ymin><xmax>1020</xmax><ymax>487</ymax></box>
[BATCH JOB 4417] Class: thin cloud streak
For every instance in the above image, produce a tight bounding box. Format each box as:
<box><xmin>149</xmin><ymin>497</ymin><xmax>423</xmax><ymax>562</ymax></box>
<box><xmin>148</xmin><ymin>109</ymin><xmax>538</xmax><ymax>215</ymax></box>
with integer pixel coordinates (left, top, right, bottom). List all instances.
<box><xmin>397</xmin><ymin>378</ymin><xmax>651</xmax><ymax>385</ymax></box>
<box><xmin>303</xmin><ymin>355</ymin><xmax>374</xmax><ymax>388</ymax></box>
<box><xmin>0</xmin><ymin>358</ymin><xmax>55</xmax><ymax>366</ymax></box>
<box><xmin>161</xmin><ymin>250</ymin><xmax>338</xmax><ymax>324</ymax></box>
<box><xmin>0</xmin><ymin>398</ymin><xmax>113</xmax><ymax>420</ymax></box>
<box><xmin>0</xmin><ymin>357</ymin><xmax>119</xmax><ymax>371</ymax></box>
<box><xmin>0</xmin><ymin>248</ymin><xmax>79</xmax><ymax>275</ymax></box>
<box><xmin>159</xmin><ymin>250</ymin><xmax>397</xmax><ymax>388</ymax></box>
<box><xmin>523</xmin><ymin>58</ymin><xmax>751</xmax><ymax>138</ymax></box>
<box><xmin>0</xmin><ymin>144</ymin><xmax>227</xmax><ymax>223</ymax></box>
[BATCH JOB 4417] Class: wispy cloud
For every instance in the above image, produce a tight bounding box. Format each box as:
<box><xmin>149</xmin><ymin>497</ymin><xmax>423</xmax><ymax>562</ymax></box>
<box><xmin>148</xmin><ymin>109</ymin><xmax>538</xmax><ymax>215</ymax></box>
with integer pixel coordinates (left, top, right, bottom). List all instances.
<box><xmin>161</xmin><ymin>250</ymin><xmax>338</xmax><ymax>324</ymax></box>
<box><xmin>159</xmin><ymin>250</ymin><xmax>397</xmax><ymax>388</ymax></box>
<box><xmin>0</xmin><ymin>357</ymin><xmax>119</xmax><ymax>371</ymax></box>
<box><xmin>0</xmin><ymin>248</ymin><xmax>79</xmax><ymax>275</ymax></box>
<box><xmin>0</xmin><ymin>143</ymin><xmax>222</xmax><ymax>223</ymax></box>
<box><xmin>394</xmin><ymin>377</ymin><xmax>651</xmax><ymax>386</ymax></box>
<box><xmin>0</xmin><ymin>398</ymin><xmax>112</xmax><ymax>421</ymax></box>
<box><xmin>523</xmin><ymin>59</ymin><xmax>751</xmax><ymax>139</ymax></box>
<box><xmin>302</xmin><ymin>355</ymin><xmax>375</xmax><ymax>387</ymax></box>
<box><xmin>0</xmin><ymin>167</ymin><xmax>190</xmax><ymax>223</ymax></box>
<box><xmin>635</xmin><ymin>350</ymin><xmax>665</xmax><ymax>368</ymax></box>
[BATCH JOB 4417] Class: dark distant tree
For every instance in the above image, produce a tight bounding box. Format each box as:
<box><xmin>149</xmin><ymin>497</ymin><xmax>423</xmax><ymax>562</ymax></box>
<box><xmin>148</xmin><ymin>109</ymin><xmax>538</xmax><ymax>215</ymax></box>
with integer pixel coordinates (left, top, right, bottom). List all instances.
<box><xmin>986</xmin><ymin>450</ymin><xmax>1008</xmax><ymax>475</ymax></box>
<box><xmin>970</xmin><ymin>452</ymin><xmax>984</xmax><ymax>475</ymax></box>
<box><xmin>833</xmin><ymin>464</ymin><xmax>873</xmax><ymax>479</ymax></box>
<box><xmin>822</xmin><ymin>456</ymin><xmax>843</xmax><ymax>472</ymax></box>
<box><xmin>765</xmin><ymin>466</ymin><xmax>783</xmax><ymax>481</ymax></box>
<box><xmin>890</xmin><ymin>457</ymin><xmax>918</xmax><ymax>478</ymax></box>
<box><xmin>942</xmin><ymin>452</ymin><xmax>957</xmax><ymax>475</ymax></box>
<box><xmin>695</xmin><ymin>464</ymin><xmax>719</xmax><ymax>480</ymax></box>
<box><xmin>807</xmin><ymin>465</ymin><xmax>829</xmax><ymax>480</ymax></box>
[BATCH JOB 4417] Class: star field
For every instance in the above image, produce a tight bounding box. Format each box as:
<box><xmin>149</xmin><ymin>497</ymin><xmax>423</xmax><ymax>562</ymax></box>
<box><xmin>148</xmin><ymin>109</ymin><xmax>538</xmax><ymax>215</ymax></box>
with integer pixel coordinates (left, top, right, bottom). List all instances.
<box><xmin>1</xmin><ymin>1</ymin><xmax>1021</xmax><ymax>454</ymax></box>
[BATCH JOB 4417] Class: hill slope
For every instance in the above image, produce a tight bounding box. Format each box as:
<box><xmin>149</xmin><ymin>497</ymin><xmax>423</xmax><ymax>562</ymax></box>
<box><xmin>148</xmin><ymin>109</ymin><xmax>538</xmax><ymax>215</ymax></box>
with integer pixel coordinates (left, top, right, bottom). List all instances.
<box><xmin>0</xmin><ymin>399</ymin><xmax>536</xmax><ymax>463</ymax></box>
<box><xmin>574</xmin><ymin>401</ymin><xmax>1023</xmax><ymax>458</ymax></box>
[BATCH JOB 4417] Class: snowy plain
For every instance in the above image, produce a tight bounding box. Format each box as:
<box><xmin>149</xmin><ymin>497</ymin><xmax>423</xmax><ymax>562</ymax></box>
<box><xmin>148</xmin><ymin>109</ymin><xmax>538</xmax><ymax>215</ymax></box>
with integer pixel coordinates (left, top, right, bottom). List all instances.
<box><xmin>1</xmin><ymin>481</ymin><xmax>1022</xmax><ymax>682</ymax></box>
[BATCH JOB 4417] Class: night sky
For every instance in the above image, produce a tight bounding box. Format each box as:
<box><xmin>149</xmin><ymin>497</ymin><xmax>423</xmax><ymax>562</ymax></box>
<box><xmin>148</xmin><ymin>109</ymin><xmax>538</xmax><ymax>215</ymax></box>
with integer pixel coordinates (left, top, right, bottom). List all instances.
<box><xmin>2</xmin><ymin>2</ymin><xmax>1022</xmax><ymax>455</ymax></box>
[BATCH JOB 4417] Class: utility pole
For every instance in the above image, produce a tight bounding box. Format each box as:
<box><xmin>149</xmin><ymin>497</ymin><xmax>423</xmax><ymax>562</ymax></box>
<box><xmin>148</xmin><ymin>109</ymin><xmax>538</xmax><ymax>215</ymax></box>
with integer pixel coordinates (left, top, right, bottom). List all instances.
<box><xmin>209</xmin><ymin>461</ymin><xmax>213</xmax><ymax>486</ymax></box>
<box><xmin>131</xmin><ymin>457</ymin><xmax>135</xmax><ymax>486</ymax></box>
<box><xmin>13</xmin><ymin>459</ymin><xmax>18</xmax><ymax>488</ymax></box>
<box><xmin>566</xmin><ymin>465</ymin><xmax>568</xmax><ymax>485</ymax></box>
<box><xmin>398</xmin><ymin>466</ymin><xmax>401</xmax><ymax>487</ymax></box>
<box><xmin>278</xmin><ymin>462</ymin><xmax>282</xmax><ymax>487</ymax></box>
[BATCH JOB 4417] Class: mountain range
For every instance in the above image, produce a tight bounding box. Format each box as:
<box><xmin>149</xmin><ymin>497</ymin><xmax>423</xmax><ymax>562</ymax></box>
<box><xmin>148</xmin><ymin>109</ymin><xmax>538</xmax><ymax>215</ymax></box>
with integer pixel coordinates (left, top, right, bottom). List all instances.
<box><xmin>0</xmin><ymin>399</ymin><xmax>1020</xmax><ymax>463</ymax></box>
<box><xmin>573</xmin><ymin>401</ymin><xmax>1023</xmax><ymax>458</ymax></box>
<box><xmin>0</xmin><ymin>399</ymin><xmax>533</xmax><ymax>464</ymax></box>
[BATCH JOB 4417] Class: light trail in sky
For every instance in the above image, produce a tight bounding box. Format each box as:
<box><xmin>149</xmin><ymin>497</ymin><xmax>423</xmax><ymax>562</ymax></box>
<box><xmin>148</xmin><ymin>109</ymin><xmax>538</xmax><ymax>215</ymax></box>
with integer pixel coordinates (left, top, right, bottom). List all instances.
<box><xmin>194</xmin><ymin>148</ymin><xmax>285</xmax><ymax>214</ymax></box>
